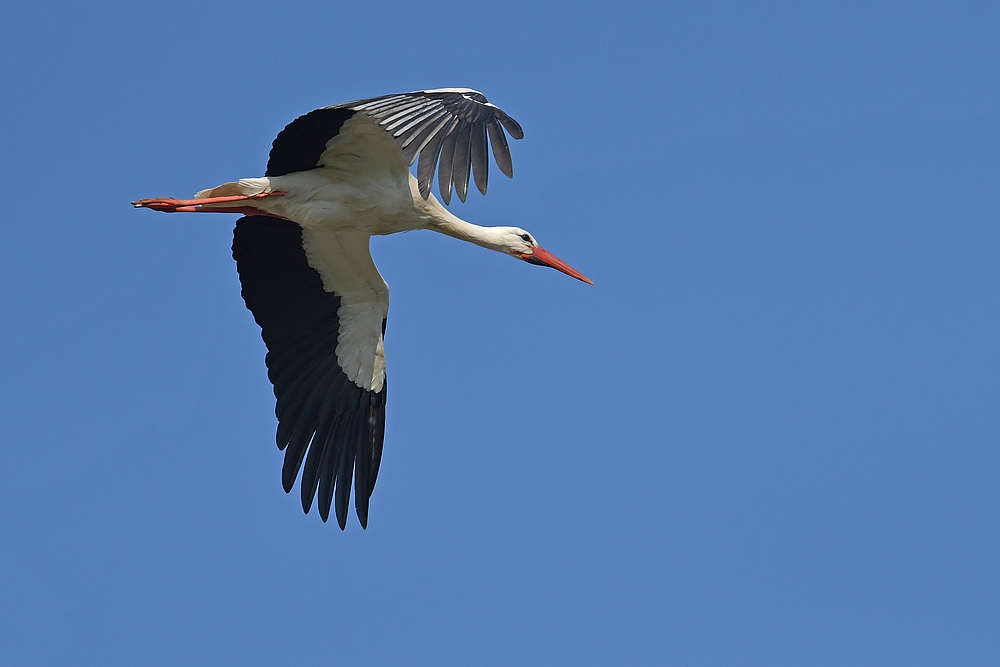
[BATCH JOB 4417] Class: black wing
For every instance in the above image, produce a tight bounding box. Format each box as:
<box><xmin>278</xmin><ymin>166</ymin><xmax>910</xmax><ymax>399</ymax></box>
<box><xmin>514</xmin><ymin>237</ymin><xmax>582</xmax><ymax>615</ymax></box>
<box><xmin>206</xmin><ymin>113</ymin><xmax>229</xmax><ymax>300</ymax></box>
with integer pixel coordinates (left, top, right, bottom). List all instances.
<box><xmin>232</xmin><ymin>215</ymin><xmax>386</xmax><ymax>529</ymax></box>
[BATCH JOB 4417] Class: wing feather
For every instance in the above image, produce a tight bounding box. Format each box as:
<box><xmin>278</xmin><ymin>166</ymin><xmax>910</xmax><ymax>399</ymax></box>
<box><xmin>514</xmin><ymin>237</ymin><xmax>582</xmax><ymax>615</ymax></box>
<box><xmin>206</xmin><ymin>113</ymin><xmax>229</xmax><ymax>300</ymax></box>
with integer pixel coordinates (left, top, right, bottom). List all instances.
<box><xmin>436</xmin><ymin>121</ymin><xmax>460</xmax><ymax>204</ymax></box>
<box><xmin>416</xmin><ymin>120</ymin><xmax>451</xmax><ymax>199</ymax></box>
<box><xmin>382</xmin><ymin>102</ymin><xmax>438</xmax><ymax>133</ymax></box>
<box><xmin>232</xmin><ymin>216</ymin><xmax>386</xmax><ymax>529</ymax></box>
<box><xmin>487</xmin><ymin>119</ymin><xmax>514</xmax><ymax>178</ymax></box>
<box><xmin>452</xmin><ymin>121</ymin><xmax>473</xmax><ymax>203</ymax></box>
<box><xmin>266</xmin><ymin>89</ymin><xmax>521</xmax><ymax>200</ymax></box>
<box><xmin>471</xmin><ymin>121</ymin><xmax>489</xmax><ymax>195</ymax></box>
<box><xmin>267</xmin><ymin>90</ymin><xmax>521</xmax><ymax>201</ymax></box>
<box><xmin>336</xmin><ymin>88</ymin><xmax>523</xmax><ymax>200</ymax></box>
<box><xmin>400</xmin><ymin>111</ymin><xmax>450</xmax><ymax>167</ymax></box>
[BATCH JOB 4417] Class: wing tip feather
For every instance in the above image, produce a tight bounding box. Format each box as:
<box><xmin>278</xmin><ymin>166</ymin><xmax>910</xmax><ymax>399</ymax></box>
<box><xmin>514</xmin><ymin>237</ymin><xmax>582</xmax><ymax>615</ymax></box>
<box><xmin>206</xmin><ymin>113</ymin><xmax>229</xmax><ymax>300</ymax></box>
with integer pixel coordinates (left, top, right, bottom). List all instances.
<box><xmin>350</xmin><ymin>89</ymin><xmax>521</xmax><ymax>205</ymax></box>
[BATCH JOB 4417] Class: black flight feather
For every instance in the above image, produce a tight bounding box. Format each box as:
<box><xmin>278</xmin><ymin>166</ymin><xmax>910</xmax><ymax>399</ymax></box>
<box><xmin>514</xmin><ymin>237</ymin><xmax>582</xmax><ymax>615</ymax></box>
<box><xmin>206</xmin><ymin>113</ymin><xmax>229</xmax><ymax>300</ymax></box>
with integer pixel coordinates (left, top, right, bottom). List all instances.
<box><xmin>232</xmin><ymin>216</ymin><xmax>386</xmax><ymax>529</ymax></box>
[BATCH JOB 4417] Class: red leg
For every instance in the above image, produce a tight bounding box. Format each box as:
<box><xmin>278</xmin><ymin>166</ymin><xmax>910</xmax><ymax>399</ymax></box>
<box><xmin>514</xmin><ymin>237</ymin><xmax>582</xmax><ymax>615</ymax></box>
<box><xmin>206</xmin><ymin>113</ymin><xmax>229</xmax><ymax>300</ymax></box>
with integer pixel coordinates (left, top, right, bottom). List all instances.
<box><xmin>132</xmin><ymin>191</ymin><xmax>285</xmax><ymax>213</ymax></box>
<box><xmin>138</xmin><ymin>204</ymin><xmax>287</xmax><ymax>218</ymax></box>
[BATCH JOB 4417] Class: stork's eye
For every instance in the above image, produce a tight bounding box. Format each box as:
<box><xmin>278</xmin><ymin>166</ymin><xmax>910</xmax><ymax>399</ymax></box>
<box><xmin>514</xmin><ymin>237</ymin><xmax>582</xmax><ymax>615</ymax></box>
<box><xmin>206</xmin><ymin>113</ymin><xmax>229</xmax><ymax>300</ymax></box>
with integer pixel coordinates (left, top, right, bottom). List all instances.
<box><xmin>519</xmin><ymin>234</ymin><xmax>532</xmax><ymax>243</ymax></box>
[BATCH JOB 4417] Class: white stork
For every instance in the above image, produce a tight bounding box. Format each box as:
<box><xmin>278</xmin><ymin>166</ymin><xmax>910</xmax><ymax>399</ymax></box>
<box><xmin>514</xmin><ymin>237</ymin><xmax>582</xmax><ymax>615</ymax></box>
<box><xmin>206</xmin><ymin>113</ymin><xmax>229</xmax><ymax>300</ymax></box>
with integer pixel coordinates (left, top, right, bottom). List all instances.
<box><xmin>134</xmin><ymin>88</ymin><xmax>591</xmax><ymax>529</ymax></box>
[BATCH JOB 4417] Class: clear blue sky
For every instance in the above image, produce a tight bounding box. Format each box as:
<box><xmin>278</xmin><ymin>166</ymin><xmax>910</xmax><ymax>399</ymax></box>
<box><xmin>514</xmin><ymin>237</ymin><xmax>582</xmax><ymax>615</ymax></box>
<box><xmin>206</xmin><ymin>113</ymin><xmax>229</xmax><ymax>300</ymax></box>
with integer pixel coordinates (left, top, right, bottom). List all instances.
<box><xmin>1</xmin><ymin>2</ymin><xmax>997</xmax><ymax>665</ymax></box>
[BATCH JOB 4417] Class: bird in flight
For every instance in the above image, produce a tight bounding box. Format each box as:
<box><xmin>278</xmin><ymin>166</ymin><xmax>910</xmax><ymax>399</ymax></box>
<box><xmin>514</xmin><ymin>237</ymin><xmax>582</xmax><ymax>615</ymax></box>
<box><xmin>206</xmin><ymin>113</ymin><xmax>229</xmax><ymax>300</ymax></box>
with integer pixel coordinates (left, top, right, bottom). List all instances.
<box><xmin>134</xmin><ymin>88</ymin><xmax>591</xmax><ymax>529</ymax></box>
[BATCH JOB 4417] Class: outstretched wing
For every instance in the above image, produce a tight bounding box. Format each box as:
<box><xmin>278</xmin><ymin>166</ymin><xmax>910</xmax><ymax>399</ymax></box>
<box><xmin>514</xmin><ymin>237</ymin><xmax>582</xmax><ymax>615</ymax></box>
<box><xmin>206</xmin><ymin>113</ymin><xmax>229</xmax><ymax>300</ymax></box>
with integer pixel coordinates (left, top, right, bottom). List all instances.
<box><xmin>264</xmin><ymin>88</ymin><xmax>523</xmax><ymax>204</ymax></box>
<box><xmin>344</xmin><ymin>88</ymin><xmax>523</xmax><ymax>203</ymax></box>
<box><xmin>232</xmin><ymin>216</ymin><xmax>387</xmax><ymax>530</ymax></box>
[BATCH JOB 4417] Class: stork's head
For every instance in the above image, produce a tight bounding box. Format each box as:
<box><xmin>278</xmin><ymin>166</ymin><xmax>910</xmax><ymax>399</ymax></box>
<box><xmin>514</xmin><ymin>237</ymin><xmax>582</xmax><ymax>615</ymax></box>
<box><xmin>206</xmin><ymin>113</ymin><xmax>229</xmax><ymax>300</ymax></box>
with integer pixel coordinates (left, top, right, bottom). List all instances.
<box><xmin>495</xmin><ymin>227</ymin><xmax>593</xmax><ymax>285</ymax></box>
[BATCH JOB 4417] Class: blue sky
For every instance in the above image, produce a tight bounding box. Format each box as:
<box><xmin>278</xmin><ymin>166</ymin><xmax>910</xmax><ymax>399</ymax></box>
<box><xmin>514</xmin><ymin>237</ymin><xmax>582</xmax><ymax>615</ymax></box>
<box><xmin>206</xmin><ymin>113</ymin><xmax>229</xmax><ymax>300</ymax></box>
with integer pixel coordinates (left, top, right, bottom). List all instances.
<box><xmin>1</xmin><ymin>1</ymin><xmax>998</xmax><ymax>665</ymax></box>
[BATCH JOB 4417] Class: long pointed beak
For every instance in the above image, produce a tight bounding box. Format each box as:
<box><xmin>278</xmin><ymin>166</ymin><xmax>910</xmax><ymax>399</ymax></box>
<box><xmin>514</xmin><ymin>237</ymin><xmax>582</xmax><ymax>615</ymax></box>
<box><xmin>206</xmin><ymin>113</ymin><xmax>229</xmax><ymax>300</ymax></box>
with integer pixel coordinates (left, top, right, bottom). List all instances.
<box><xmin>521</xmin><ymin>246</ymin><xmax>594</xmax><ymax>285</ymax></box>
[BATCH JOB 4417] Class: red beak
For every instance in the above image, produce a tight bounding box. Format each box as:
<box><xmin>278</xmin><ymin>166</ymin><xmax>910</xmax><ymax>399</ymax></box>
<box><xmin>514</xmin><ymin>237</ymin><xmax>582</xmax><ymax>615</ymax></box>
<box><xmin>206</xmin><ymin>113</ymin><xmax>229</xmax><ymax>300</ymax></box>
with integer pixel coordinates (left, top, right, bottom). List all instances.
<box><xmin>521</xmin><ymin>246</ymin><xmax>594</xmax><ymax>285</ymax></box>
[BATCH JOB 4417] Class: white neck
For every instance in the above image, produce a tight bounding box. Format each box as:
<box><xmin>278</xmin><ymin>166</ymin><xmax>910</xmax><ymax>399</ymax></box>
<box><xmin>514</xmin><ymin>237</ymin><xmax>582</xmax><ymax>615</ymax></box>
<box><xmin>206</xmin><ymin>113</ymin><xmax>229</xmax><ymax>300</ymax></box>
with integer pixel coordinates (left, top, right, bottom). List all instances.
<box><xmin>420</xmin><ymin>194</ymin><xmax>509</xmax><ymax>253</ymax></box>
